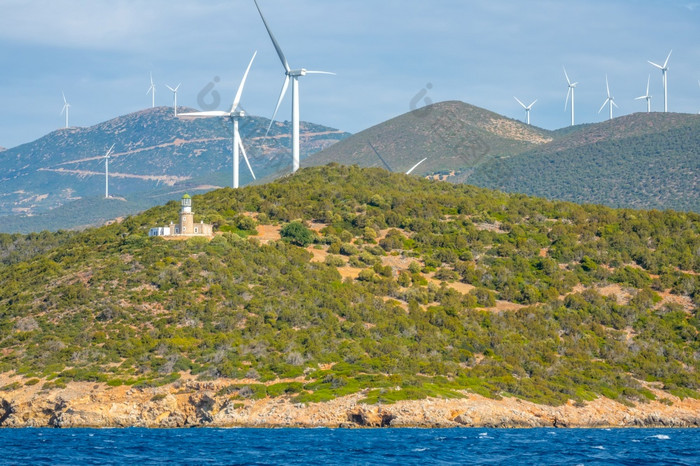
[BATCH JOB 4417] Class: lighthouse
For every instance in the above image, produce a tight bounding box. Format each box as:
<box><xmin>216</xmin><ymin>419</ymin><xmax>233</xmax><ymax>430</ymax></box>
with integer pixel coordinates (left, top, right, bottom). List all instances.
<box><xmin>148</xmin><ymin>193</ymin><xmax>213</xmax><ymax>238</ymax></box>
<box><xmin>180</xmin><ymin>194</ymin><xmax>193</xmax><ymax>235</ymax></box>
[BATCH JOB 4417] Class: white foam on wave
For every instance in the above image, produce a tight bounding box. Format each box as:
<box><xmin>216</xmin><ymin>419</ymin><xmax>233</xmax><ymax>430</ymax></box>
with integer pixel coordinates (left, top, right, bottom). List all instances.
<box><xmin>649</xmin><ymin>434</ymin><xmax>671</xmax><ymax>440</ymax></box>
<box><xmin>412</xmin><ymin>448</ymin><xmax>428</xmax><ymax>452</ymax></box>
<box><xmin>592</xmin><ymin>446</ymin><xmax>605</xmax><ymax>450</ymax></box>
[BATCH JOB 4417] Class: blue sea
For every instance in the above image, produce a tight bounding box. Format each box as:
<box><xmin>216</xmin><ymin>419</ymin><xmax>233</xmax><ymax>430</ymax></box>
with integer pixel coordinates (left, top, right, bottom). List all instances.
<box><xmin>0</xmin><ymin>428</ymin><xmax>697</xmax><ymax>465</ymax></box>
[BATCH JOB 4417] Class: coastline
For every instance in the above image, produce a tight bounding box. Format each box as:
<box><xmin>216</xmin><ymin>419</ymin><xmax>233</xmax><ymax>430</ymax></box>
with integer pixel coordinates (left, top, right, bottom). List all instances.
<box><xmin>1</xmin><ymin>375</ymin><xmax>699</xmax><ymax>429</ymax></box>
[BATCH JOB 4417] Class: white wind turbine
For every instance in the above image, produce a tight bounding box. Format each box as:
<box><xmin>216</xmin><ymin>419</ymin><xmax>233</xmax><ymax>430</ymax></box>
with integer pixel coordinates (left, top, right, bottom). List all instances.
<box><xmin>635</xmin><ymin>75</ymin><xmax>652</xmax><ymax>113</ymax></box>
<box><xmin>165</xmin><ymin>83</ymin><xmax>182</xmax><ymax>116</ymax></box>
<box><xmin>60</xmin><ymin>92</ymin><xmax>70</xmax><ymax>128</ymax></box>
<box><xmin>514</xmin><ymin>97</ymin><xmax>537</xmax><ymax>125</ymax></box>
<box><xmin>598</xmin><ymin>75</ymin><xmax>618</xmax><ymax>121</ymax></box>
<box><xmin>564</xmin><ymin>67</ymin><xmax>578</xmax><ymax>126</ymax></box>
<box><xmin>147</xmin><ymin>73</ymin><xmax>156</xmax><ymax>108</ymax></box>
<box><xmin>166</xmin><ymin>83</ymin><xmax>181</xmax><ymax>116</ymax></box>
<box><xmin>648</xmin><ymin>50</ymin><xmax>672</xmax><ymax>112</ymax></box>
<box><xmin>179</xmin><ymin>52</ymin><xmax>258</xmax><ymax>189</ymax></box>
<box><xmin>103</xmin><ymin>144</ymin><xmax>115</xmax><ymax>198</ymax></box>
<box><xmin>254</xmin><ymin>0</ymin><xmax>335</xmax><ymax>174</ymax></box>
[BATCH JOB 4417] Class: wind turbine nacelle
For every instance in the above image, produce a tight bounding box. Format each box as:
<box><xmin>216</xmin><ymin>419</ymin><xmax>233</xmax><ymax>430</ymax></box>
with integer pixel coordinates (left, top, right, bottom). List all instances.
<box><xmin>289</xmin><ymin>69</ymin><xmax>307</xmax><ymax>77</ymax></box>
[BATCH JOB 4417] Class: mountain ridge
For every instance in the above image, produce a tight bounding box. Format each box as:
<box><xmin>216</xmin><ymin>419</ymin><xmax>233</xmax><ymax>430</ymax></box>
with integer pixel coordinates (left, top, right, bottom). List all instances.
<box><xmin>0</xmin><ymin>107</ymin><xmax>349</xmax><ymax>232</ymax></box>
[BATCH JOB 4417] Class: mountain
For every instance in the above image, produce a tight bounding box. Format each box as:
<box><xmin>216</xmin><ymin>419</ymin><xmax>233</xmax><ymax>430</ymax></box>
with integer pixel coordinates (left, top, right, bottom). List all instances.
<box><xmin>306</xmin><ymin>102</ymin><xmax>699</xmax><ymax>212</ymax></box>
<box><xmin>305</xmin><ymin>101</ymin><xmax>553</xmax><ymax>175</ymax></box>
<box><xmin>1</xmin><ymin>165</ymin><xmax>698</xmax><ymax>420</ymax></box>
<box><xmin>465</xmin><ymin>112</ymin><xmax>700</xmax><ymax>212</ymax></box>
<box><xmin>0</xmin><ymin>107</ymin><xmax>349</xmax><ymax>232</ymax></box>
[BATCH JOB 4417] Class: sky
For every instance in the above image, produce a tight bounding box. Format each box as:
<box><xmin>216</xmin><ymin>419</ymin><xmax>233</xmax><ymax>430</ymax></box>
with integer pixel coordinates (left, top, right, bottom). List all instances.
<box><xmin>0</xmin><ymin>0</ymin><xmax>699</xmax><ymax>149</ymax></box>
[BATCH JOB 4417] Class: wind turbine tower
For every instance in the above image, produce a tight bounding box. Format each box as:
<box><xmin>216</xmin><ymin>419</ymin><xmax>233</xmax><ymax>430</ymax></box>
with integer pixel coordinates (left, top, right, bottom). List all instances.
<box><xmin>514</xmin><ymin>97</ymin><xmax>537</xmax><ymax>125</ymax></box>
<box><xmin>179</xmin><ymin>53</ymin><xmax>258</xmax><ymax>189</ymax></box>
<box><xmin>564</xmin><ymin>67</ymin><xmax>578</xmax><ymax>126</ymax></box>
<box><xmin>60</xmin><ymin>92</ymin><xmax>70</xmax><ymax>128</ymax></box>
<box><xmin>104</xmin><ymin>144</ymin><xmax>115</xmax><ymax>198</ymax></box>
<box><xmin>598</xmin><ymin>75</ymin><xmax>618</xmax><ymax>121</ymax></box>
<box><xmin>254</xmin><ymin>0</ymin><xmax>335</xmax><ymax>174</ymax></box>
<box><xmin>648</xmin><ymin>50</ymin><xmax>672</xmax><ymax>112</ymax></box>
<box><xmin>147</xmin><ymin>73</ymin><xmax>156</xmax><ymax>108</ymax></box>
<box><xmin>635</xmin><ymin>75</ymin><xmax>652</xmax><ymax>113</ymax></box>
<box><xmin>166</xmin><ymin>83</ymin><xmax>181</xmax><ymax>116</ymax></box>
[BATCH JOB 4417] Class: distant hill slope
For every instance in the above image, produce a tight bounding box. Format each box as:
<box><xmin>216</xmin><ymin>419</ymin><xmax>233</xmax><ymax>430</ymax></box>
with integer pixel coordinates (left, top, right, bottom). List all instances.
<box><xmin>304</xmin><ymin>101</ymin><xmax>554</xmax><ymax>175</ymax></box>
<box><xmin>0</xmin><ymin>107</ymin><xmax>349</xmax><ymax>232</ymax></box>
<box><xmin>0</xmin><ymin>165</ymin><xmax>699</xmax><ymax>410</ymax></box>
<box><xmin>466</xmin><ymin>113</ymin><xmax>700</xmax><ymax>212</ymax></box>
<box><xmin>308</xmin><ymin>102</ymin><xmax>698</xmax><ymax>212</ymax></box>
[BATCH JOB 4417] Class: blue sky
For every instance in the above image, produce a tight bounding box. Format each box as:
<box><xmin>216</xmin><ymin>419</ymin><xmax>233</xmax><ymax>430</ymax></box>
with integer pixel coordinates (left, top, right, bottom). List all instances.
<box><xmin>0</xmin><ymin>0</ymin><xmax>699</xmax><ymax>149</ymax></box>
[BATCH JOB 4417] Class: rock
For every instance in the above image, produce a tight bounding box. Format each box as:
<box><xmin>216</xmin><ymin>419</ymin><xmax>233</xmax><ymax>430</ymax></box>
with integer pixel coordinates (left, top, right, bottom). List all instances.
<box><xmin>0</xmin><ymin>399</ymin><xmax>17</xmax><ymax>426</ymax></box>
<box><xmin>347</xmin><ymin>407</ymin><xmax>395</xmax><ymax>427</ymax></box>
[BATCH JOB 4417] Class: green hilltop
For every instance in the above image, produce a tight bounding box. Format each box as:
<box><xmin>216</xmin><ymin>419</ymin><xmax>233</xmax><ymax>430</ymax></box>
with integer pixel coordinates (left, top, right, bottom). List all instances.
<box><xmin>1</xmin><ymin>165</ymin><xmax>699</xmax><ymax>406</ymax></box>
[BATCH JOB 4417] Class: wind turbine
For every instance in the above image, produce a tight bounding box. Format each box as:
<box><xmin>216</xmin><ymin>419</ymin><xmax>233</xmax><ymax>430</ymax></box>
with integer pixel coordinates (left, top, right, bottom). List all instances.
<box><xmin>179</xmin><ymin>52</ymin><xmax>257</xmax><ymax>189</ymax></box>
<box><xmin>147</xmin><ymin>73</ymin><xmax>156</xmax><ymax>108</ymax></box>
<box><xmin>254</xmin><ymin>0</ymin><xmax>335</xmax><ymax>174</ymax></box>
<box><xmin>598</xmin><ymin>75</ymin><xmax>618</xmax><ymax>121</ymax></box>
<box><xmin>514</xmin><ymin>97</ymin><xmax>537</xmax><ymax>125</ymax></box>
<box><xmin>564</xmin><ymin>67</ymin><xmax>578</xmax><ymax>126</ymax></box>
<box><xmin>103</xmin><ymin>144</ymin><xmax>115</xmax><ymax>198</ymax></box>
<box><xmin>166</xmin><ymin>83</ymin><xmax>181</xmax><ymax>116</ymax></box>
<box><xmin>60</xmin><ymin>92</ymin><xmax>70</xmax><ymax>128</ymax></box>
<box><xmin>635</xmin><ymin>75</ymin><xmax>652</xmax><ymax>113</ymax></box>
<box><xmin>648</xmin><ymin>50</ymin><xmax>672</xmax><ymax>112</ymax></box>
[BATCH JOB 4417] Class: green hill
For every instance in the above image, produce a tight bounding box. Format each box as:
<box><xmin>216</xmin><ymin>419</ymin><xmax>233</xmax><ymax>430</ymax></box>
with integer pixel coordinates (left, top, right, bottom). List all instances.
<box><xmin>304</xmin><ymin>101</ymin><xmax>554</xmax><ymax>175</ymax></box>
<box><xmin>466</xmin><ymin>113</ymin><xmax>700</xmax><ymax>212</ymax></box>
<box><xmin>1</xmin><ymin>165</ymin><xmax>698</xmax><ymax>406</ymax></box>
<box><xmin>307</xmin><ymin>103</ymin><xmax>699</xmax><ymax>212</ymax></box>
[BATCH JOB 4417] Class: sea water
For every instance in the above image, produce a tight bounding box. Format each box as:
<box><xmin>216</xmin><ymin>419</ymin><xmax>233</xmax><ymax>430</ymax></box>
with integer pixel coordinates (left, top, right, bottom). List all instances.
<box><xmin>0</xmin><ymin>428</ymin><xmax>697</xmax><ymax>465</ymax></box>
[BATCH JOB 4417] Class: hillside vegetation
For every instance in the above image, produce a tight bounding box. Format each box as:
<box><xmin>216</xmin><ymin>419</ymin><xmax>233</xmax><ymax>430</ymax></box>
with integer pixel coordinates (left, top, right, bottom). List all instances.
<box><xmin>467</xmin><ymin>113</ymin><xmax>700</xmax><ymax>212</ymax></box>
<box><xmin>307</xmin><ymin>103</ymin><xmax>699</xmax><ymax>212</ymax></box>
<box><xmin>1</xmin><ymin>165</ymin><xmax>699</xmax><ymax>407</ymax></box>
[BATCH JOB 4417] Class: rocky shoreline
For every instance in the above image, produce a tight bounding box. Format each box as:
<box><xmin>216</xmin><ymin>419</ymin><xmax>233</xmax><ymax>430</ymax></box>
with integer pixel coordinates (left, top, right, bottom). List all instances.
<box><xmin>1</xmin><ymin>376</ymin><xmax>699</xmax><ymax>429</ymax></box>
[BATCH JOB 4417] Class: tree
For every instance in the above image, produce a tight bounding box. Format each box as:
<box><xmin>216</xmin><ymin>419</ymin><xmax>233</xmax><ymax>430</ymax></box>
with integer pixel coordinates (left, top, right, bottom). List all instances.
<box><xmin>280</xmin><ymin>221</ymin><xmax>314</xmax><ymax>247</ymax></box>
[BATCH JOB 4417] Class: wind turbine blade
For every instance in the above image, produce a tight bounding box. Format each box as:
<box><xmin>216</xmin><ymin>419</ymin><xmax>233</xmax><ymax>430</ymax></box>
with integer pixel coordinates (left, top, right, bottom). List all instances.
<box><xmin>62</xmin><ymin>91</ymin><xmax>67</xmax><ymax>104</ymax></box>
<box><xmin>612</xmin><ymin>100</ymin><xmax>619</xmax><ymax>109</ymax></box>
<box><xmin>606</xmin><ymin>75</ymin><xmax>610</xmax><ymax>97</ymax></box>
<box><xmin>565</xmin><ymin>87</ymin><xmax>571</xmax><ymax>110</ymax></box>
<box><xmin>635</xmin><ymin>96</ymin><xmax>646</xmax><ymax>100</ymax></box>
<box><xmin>646</xmin><ymin>75</ymin><xmax>650</xmax><ymax>95</ymax></box>
<box><xmin>238</xmin><ymin>138</ymin><xmax>256</xmax><ymax>180</ymax></box>
<box><xmin>514</xmin><ymin>96</ymin><xmax>526</xmax><ymax>108</ymax></box>
<box><xmin>175</xmin><ymin>83</ymin><xmax>181</xmax><ymax>91</ymax></box>
<box><xmin>305</xmin><ymin>71</ymin><xmax>336</xmax><ymax>75</ymax></box>
<box><xmin>599</xmin><ymin>100</ymin><xmax>608</xmax><ymax>114</ymax></box>
<box><xmin>406</xmin><ymin>158</ymin><xmax>428</xmax><ymax>175</ymax></box>
<box><xmin>178</xmin><ymin>111</ymin><xmax>229</xmax><ymax>118</ymax></box>
<box><xmin>106</xmin><ymin>143</ymin><xmax>115</xmax><ymax>157</ymax></box>
<box><xmin>253</xmin><ymin>0</ymin><xmax>291</xmax><ymax>73</ymax></box>
<box><xmin>232</xmin><ymin>51</ymin><xmax>257</xmax><ymax>113</ymax></box>
<box><xmin>663</xmin><ymin>50</ymin><xmax>672</xmax><ymax>68</ymax></box>
<box><xmin>648</xmin><ymin>61</ymin><xmax>663</xmax><ymax>70</ymax></box>
<box><xmin>265</xmin><ymin>76</ymin><xmax>290</xmax><ymax>137</ymax></box>
<box><xmin>166</xmin><ymin>85</ymin><xmax>176</xmax><ymax>92</ymax></box>
<box><xmin>529</xmin><ymin>99</ymin><xmax>538</xmax><ymax>108</ymax></box>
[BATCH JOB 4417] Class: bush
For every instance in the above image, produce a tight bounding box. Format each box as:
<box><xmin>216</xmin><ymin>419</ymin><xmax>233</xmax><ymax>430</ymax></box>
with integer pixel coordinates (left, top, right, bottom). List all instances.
<box><xmin>280</xmin><ymin>221</ymin><xmax>315</xmax><ymax>247</ymax></box>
